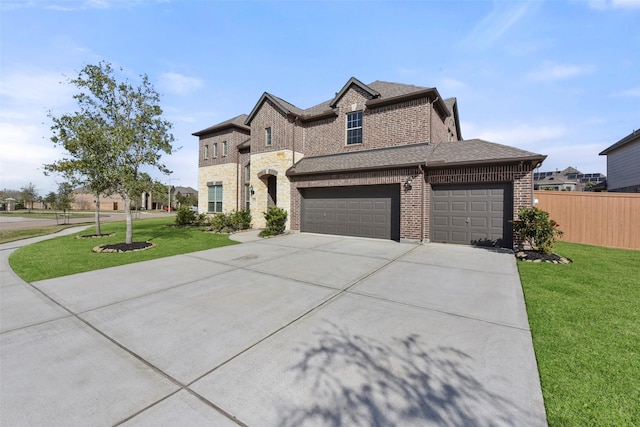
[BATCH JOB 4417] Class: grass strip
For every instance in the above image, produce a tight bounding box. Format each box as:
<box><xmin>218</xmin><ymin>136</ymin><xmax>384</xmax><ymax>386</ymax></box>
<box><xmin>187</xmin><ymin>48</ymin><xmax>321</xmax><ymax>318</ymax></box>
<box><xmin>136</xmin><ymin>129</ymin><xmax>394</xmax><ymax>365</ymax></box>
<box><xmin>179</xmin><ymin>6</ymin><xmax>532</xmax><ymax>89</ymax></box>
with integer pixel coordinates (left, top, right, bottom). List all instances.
<box><xmin>9</xmin><ymin>217</ymin><xmax>238</xmax><ymax>282</ymax></box>
<box><xmin>518</xmin><ymin>241</ymin><xmax>640</xmax><ymax>426</ymax></box>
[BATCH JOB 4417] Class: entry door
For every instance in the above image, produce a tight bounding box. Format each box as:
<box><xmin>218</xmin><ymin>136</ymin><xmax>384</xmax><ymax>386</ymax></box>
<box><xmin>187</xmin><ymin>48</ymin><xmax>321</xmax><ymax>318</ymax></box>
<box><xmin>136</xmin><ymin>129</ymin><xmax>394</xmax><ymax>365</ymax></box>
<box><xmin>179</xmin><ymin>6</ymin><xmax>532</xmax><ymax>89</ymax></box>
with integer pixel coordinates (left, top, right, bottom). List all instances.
<box><xmin>431</xmin><ymin>183</ymin><xmax>512</xmax><ymax>247</ymax></box>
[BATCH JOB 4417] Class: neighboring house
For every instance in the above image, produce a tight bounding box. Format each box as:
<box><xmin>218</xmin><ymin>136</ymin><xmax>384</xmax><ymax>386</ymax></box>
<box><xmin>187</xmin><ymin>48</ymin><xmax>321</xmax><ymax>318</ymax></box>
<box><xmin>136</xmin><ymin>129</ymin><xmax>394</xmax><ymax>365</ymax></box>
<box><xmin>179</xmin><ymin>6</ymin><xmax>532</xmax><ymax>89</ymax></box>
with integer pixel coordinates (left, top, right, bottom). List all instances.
<box><xmin>194</xmin><ymin>77</ymin><xmax>546</xmax><ymax>248</ymax></box>
<box><xmin>72</xmin><ymin>185</ymin><xmax>197</xmax><ymax>211</ymax></box>
<box><xmin>534</xmin><ymin>167</ymin><xmax>606</xmax><ymax>191</ymax></box>
<box><xmin>599</xmin><ymin>128</ymin><xmax>640</xmax><ymax>193</ymax></box>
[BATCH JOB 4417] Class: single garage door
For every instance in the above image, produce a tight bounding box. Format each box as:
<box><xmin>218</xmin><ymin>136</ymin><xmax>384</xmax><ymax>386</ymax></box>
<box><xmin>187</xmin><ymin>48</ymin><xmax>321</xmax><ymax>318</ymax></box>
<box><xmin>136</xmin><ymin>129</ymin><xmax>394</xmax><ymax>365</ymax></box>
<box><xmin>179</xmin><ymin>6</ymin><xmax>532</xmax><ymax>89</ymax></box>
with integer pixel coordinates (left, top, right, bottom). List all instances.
<box><xmin>301</xmin><ymin>185</ymin><xmax>400</xmax><ymax>240</ymax></box>
<box><xmin>431</xmin><ymin>183</ymin><xmax>513</xmax><ymax>248</ymax></box>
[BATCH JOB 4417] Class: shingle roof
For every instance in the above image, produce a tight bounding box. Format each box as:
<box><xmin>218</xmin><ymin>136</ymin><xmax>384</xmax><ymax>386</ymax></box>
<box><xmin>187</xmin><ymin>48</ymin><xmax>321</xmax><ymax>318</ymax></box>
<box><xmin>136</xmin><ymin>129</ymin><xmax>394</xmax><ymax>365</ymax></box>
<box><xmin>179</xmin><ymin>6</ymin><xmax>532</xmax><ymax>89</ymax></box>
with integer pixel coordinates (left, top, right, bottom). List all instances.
<box><xmin>599</xmin><ymin>128</ymin><xmax>640</xmax><ymax>155</ymax></box>
<box><xmin>287</xmin><ymin>143</ymin><xmax>432</xmax><ymax>176</ymax></box>
<box><xmin>427</xmin><ymin>139</ymin><xmax>545</xmax><ymax>167</ymax></box>
<box><xmin>192</xmin><ymin>114</ymin><xmax>249</xmax><ymax>136</ymax></box>
<box><xmin>287</xmin><ymin>140</ymin><xmax>546</xmax><ymax>176</ymax></box>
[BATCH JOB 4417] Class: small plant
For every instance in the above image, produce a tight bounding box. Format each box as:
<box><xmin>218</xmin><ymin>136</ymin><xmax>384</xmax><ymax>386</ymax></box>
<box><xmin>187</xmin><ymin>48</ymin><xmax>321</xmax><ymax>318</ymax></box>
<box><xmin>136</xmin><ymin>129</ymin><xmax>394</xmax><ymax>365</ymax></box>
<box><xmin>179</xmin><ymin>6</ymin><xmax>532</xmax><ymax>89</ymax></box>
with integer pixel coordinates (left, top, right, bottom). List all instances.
<box><xmin>512</xmin><ymin>207</ymin><xmax>563</xmax><ymax>254</ymax></box>
<box><xmin>260</xmin><ymin>206</ymin><xmax>287</xmax><ymax>237</ymax></box>
<box><xmin>175</xmin><ymin>205</ymin><xmax>196</xmax><ymax>226</ymax></box>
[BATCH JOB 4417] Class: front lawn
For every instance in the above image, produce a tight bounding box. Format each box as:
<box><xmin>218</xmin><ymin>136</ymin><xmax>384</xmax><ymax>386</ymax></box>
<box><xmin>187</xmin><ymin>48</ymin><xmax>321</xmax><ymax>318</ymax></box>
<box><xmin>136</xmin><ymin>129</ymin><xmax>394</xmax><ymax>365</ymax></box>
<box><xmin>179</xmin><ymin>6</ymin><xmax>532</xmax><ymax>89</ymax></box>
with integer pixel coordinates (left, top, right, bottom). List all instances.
<box><xmin>518</xmin><ymin>241</ymin><xmax>640</xmax><ymax>426</ymax></box>
<box><xmin>9</xmin><ymin>217</ymin><xmax>238</xmax><ymax>282</ymax></box>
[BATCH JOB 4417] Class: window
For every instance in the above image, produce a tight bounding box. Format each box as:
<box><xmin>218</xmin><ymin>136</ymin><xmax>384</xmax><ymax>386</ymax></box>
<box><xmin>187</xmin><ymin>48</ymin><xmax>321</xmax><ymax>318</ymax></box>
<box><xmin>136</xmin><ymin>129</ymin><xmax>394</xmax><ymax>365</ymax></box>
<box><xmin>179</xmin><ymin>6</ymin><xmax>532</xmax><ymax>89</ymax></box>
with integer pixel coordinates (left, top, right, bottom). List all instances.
<box><xmin>346</xmin><ymin>111</ymin><xmax>363</xmax><ymax>145</ymax></box>
<box><xmin>244</xmin><ymin>164</ymin><xmax>251</xmax><ymax>210</ymax></box>
<box><xmin>265</xmin><ymin>127</ymin><xmax>272</xmax><ymax>146</ymax></box>
<box><xmin>204</xmin><ymin>144</ymin><xmax>209</xmax><ymax>159</ymax></box>
<box><xmin>222</xmin><ymin>141</ymin><xmax>228</xmax><ymax>157</ymax></box>
<box><xmin>213</xmin><ymin>143</ymin><xmax>218</xmax><ymax>158</ymax></box>
<box><xmin>207</xmin><ymin>184</ymin><xmax>223</xmax><ymax>212</ymax></box>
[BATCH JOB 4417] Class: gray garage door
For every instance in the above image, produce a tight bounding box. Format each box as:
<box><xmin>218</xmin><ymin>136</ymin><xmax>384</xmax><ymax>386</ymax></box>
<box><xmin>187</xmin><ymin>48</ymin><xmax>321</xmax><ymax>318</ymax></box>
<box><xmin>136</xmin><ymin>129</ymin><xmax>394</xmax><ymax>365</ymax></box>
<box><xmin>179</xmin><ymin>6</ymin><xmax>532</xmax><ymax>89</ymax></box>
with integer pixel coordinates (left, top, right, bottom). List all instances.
<box><xmin>431</xmin><ymin>183</ymin><xmax>513</xmax><ymax>248</ymax></box>
<box><xmin>301</xmin><ymin>185</ymin><xmax>400</xmax><ymax>240</ymax></box>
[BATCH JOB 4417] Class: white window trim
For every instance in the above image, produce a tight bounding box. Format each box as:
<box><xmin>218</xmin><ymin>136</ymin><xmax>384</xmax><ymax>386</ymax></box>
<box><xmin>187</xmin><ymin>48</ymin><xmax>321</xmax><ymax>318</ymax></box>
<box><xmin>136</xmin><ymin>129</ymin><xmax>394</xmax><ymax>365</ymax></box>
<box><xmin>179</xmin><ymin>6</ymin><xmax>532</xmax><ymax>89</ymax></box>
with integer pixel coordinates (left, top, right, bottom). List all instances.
<box><xmin>346</xmin><ymin>111</ymin><xmax>363</xmax><ymax>145</ymax></box>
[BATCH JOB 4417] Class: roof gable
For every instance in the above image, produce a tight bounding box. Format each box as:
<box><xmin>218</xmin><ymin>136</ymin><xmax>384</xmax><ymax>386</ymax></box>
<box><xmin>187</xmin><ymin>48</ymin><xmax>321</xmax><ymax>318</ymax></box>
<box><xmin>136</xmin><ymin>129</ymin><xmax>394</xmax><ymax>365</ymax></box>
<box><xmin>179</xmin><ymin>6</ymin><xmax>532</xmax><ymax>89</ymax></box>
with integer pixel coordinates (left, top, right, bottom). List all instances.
<box><xmin>245</xmin><ymin>92</ymin><xmax>301</xmax><ymax>125</ymax></box>
<box><xmin>599</xmin><ymin>128</ymin><xmax>640</xmax><ymax>155</ymax></box>
<box><xmin>329</xmin><ymin>77</ymin><xmax>380</xmax><ymax>108</ymax></box>
<box><xmin>192</xmin><ymin>114</ymin><xmax>250</xmax><ymax>137</ymax></box>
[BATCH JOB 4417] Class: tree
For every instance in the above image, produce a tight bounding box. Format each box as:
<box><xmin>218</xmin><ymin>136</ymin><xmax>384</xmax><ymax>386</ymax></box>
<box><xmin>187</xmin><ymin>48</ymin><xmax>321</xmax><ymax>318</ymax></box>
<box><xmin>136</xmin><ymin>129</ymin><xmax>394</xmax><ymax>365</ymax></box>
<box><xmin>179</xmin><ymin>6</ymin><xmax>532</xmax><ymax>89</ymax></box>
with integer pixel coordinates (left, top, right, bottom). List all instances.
<box><xmin>43</xmin><ymin>191</ymin><xmax>57</xmax><ymax>209</ymax></box>
<box><xmin>47</xmin><ymin>62</ymin><xmax>175</xmax><ymax>244</ymax></box>
<box><xmin>56</xmin><ymin>182</ymin><xmax>75</xmax><ymax>224</ymax></box>
<box><xmin>20</xmin><ymin>183</ymin><xmax>38</xmax><ymax>213</ymax></box>
<box><xmin>46</xmin><ymin>107</ymin><xmax>113</xmax><ymax>235</ymax></box>
<box><xmin>176</xmin><ymin>192</ymin><xmax>198</xmax><ymax>208</ymax></box>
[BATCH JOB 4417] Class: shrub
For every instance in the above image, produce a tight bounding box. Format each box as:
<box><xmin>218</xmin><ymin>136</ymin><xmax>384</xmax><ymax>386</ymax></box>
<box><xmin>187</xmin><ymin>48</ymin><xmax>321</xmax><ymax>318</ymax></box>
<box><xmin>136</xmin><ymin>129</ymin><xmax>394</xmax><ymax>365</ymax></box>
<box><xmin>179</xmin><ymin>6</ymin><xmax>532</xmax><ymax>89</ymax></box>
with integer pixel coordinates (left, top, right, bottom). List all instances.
<box><xmin>512</xmin><ymin>207</ymin><xmax>564</xmax><ymax>254</ymax></box>
<box><xmin>208</xmin><ymin>209</ymin><xmax>252</xmax><ymax>233</ymax></box>
<box><xmin>263</xmin><ymin>206</ymin><xmax>287</xmax><ymax>235</ymax></box>
<box><xmin>175</xmin><ymin>205</ymin><xmax>196</xmax><ymax>226</ymax></box>
<box><xmin>232</xmin><ymin>209</ymin><xmax>252</xmax><ymax>230</ymax></box>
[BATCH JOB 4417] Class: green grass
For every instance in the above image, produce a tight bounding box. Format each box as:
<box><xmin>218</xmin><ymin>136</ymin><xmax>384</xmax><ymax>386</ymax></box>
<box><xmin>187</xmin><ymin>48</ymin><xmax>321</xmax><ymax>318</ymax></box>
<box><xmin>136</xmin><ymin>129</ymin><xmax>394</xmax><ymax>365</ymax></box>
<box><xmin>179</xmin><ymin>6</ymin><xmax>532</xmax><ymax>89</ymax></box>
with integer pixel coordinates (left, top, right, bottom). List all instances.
<box><xmin>0</xmin><ymin>225</ymin><xmax>82</xmax><ymax>244</ymax></box>
<box><xmin>518</xmin><ymin>241</ymin><xmax>640</xmax><ymax>426</ymax></box>
<box><xmin>0</xmin><ymin>210</ymin><xmax>96</xmax><ymax>219</ymax></box>
<box><xmin>9</xmin><ymin>217</ymin><xmax>238</xmax><ymax>282</ymax></box>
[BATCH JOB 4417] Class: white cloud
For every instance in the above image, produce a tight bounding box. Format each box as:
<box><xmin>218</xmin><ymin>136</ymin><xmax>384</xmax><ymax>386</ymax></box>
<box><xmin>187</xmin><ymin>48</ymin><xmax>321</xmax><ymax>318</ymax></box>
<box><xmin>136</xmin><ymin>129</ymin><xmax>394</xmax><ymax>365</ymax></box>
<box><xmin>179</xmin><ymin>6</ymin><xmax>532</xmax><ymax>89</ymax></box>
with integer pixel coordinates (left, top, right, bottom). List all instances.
<box><xmin>462</xmin><ymin>121</ymin><xmax>607</xmax><ymax>173</ymax></box>
<box><xmin>586</xmin><ymin>0</ymin><xmax>640</xmax><ymax>9</ymax></box>
<box><xmin>158</xmin><ymin>72</ymin><xmax>204</xmax><ymax>95</ymax></box>
<box><xmin>461</xmin><ymin>0</ymin><xmax>537</xmax><ymax>49</ymax></box>
<box><xmin>527</xmin><ymin>62</ymin><xmax>595</xmax><ymax>82</ymax></box>
<box><xmin>0</xmin><ymin>69</ymin><xmax>75</xmax><ymax>110</ymax></box>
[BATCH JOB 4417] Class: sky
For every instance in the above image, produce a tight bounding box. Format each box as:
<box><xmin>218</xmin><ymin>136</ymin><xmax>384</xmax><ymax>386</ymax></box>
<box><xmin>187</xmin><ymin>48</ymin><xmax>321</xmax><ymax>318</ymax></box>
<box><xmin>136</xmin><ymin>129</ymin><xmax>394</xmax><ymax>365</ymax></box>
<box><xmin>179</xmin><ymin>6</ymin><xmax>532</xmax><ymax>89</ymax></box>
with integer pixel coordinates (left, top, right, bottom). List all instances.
<box><xmin>1</xmin><ymin>0</ymin><xmax>639</xmax><ymax>195</ymax></box>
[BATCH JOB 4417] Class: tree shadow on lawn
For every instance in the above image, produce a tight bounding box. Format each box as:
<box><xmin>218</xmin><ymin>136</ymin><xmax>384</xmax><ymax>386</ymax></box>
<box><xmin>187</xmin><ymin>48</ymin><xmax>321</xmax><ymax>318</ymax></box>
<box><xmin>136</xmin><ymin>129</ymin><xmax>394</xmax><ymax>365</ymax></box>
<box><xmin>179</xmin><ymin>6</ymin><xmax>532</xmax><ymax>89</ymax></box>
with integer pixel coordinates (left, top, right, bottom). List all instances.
<box><xmin>277</xmin><ymin>321</ymin><xmax>534</xmax><ymax>427</ymax></box>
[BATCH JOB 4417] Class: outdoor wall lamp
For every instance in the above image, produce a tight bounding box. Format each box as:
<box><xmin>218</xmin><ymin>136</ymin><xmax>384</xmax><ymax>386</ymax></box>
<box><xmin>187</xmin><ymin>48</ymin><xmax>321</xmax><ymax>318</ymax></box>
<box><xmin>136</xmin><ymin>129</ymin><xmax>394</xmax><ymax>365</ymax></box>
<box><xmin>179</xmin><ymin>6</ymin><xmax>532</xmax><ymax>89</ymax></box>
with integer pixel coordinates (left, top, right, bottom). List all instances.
<box><xmin>250</xmin><ymin>185</ymin><xmax>255</xmax><ymax>195</ymax></box>
<box><xmin>404</xmin><ymin>178</ymin><xmax>413</xmax><ymax>192</ymax></box>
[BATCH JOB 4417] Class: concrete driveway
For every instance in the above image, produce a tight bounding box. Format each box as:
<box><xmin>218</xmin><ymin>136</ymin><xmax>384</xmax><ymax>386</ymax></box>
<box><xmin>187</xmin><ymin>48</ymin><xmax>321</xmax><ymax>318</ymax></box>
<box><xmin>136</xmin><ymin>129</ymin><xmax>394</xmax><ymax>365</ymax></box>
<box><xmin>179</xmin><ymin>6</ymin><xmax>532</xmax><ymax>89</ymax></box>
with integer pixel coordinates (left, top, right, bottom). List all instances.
<box><xmin>0</xmin><ymin>231</ymin><xmax>547</xmax><ymax>426</ymax></box>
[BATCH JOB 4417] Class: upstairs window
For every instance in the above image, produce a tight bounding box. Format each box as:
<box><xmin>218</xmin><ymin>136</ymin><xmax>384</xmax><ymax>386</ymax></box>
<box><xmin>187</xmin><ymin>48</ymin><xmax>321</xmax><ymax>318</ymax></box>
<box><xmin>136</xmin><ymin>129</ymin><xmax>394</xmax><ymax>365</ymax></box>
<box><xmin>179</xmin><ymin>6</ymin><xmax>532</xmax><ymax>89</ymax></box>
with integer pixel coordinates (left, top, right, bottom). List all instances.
<box><xmin>222</xmin><ymin>141</ymin><xmax>228</xmax><ymax>156</ymax></box>
<box><xmin>265</xmin><ymin>127</ymin><xmax>272</xmax><ymax>146</ymax></box>
<box><xmin>204</xmin><ymin>144</ymin><xmax>209</xmax><ymax>159</ymax></box>
<box><xmin>346</xmin><ymin>111</ymin><xmax>363</xmax><ymax>145</ymax></box>
<box><xmin>213</xmin><ymin>142</ymin><xmax>218</xmax><ymax>158</ymax></box>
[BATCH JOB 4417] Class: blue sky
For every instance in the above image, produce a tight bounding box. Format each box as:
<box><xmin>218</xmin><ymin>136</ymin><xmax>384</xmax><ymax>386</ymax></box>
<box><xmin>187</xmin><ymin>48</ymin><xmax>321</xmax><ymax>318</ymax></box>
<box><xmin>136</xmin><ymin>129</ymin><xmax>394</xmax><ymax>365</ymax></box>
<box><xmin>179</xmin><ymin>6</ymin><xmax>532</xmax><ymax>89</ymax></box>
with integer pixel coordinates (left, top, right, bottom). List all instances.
<box><xmin>1</xmin><ymin>0</ymin><xmax>639</xmax><ymax>195</ymax></box>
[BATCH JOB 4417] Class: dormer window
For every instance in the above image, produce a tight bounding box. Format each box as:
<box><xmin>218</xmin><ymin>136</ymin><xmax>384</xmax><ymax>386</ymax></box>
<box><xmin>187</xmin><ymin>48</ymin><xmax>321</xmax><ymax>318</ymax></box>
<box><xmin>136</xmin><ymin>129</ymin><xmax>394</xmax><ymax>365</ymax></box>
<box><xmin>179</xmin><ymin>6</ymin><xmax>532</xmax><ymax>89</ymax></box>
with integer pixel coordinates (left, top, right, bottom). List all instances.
<box><xmin>346</xmin><ymin>111</ymin><xmax>363</xmax><ymax>145</ymax></box>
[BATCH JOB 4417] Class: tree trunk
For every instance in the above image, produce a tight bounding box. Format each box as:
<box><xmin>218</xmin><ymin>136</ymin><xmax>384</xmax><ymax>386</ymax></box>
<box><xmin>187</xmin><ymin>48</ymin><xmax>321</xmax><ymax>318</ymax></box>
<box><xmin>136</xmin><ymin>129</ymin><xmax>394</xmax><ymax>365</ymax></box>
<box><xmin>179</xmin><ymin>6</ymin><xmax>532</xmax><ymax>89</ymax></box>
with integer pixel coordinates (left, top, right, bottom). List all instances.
<box><xmin>125</xmin><ymin>196</ymin><xmax>133</xmax><ymax>244</ymax></box>
<box><xmin>94</xmin><ymin>193</ymin><xmax>102</xmax><ymax>236</ymax></box>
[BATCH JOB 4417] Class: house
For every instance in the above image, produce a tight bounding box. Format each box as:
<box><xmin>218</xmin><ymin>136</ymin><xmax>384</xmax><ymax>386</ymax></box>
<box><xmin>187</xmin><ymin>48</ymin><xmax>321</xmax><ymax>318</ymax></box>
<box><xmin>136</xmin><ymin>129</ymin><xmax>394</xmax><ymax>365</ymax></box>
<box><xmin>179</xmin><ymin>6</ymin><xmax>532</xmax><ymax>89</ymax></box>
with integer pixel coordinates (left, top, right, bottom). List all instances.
<box><xmin>534</xmin><ymin>167</ymin><xmax>606</xmax><ymax>191</ymax></box>
<box><xmin>194</xmin><ymin>77</ymin><xmax>546</xmax><ymax>248</ymax></box>
<box><xmin>599</xmin><ymin>128</ymin><xmax>640</xmax><ymax>193</ymax></box>
<box><xmin>71</xmin><ymin>185</ymin><xmax>197</xmax><ymax>211</ymax></box>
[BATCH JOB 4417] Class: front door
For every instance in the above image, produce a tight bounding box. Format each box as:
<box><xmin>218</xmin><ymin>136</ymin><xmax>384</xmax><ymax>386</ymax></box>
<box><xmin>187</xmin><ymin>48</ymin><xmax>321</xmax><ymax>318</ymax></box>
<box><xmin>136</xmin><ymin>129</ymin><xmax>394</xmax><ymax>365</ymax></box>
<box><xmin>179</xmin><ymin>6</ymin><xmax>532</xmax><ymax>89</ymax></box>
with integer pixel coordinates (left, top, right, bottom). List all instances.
<box><xmin>267</xmin><ymin>176</ymin><xmax>277</xmax><ymax>207</ymax></box>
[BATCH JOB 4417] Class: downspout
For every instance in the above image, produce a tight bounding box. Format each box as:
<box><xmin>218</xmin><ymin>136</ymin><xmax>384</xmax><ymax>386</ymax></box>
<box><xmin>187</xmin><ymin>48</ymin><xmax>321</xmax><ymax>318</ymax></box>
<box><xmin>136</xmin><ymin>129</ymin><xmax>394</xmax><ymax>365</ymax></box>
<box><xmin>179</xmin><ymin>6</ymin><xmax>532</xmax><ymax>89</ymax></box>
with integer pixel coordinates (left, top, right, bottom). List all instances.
<box><xmin>420</xmin><ymin>164</ymin><xmax>427</xmax><ymax>243</ymax></box>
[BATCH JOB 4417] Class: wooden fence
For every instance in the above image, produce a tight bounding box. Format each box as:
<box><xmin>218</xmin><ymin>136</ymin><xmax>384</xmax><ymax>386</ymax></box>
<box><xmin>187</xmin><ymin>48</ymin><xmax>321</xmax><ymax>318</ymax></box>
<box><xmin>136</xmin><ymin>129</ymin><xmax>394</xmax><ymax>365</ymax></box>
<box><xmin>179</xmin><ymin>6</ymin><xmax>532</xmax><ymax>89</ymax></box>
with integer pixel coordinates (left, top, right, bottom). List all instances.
<box><xmin>534</xmin><ymin>191</ymin><xmax>640</xmax><ymax>250</ymax></box>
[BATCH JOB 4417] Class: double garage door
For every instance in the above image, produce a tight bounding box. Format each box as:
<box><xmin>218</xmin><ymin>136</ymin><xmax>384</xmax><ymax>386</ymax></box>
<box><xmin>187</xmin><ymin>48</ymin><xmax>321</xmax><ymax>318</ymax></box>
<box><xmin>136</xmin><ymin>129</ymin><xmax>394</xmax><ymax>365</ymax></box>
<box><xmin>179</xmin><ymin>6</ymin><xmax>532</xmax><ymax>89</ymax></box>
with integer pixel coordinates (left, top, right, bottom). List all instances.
<box><xmin>301</xmin><ymin>185</ymin><xmax>400</xmax><ymax>240</ymax></box>
<box><xmin>431</xmin><ymin>183</ymin><xmax>513</xmax><ymax>248</ymax></box>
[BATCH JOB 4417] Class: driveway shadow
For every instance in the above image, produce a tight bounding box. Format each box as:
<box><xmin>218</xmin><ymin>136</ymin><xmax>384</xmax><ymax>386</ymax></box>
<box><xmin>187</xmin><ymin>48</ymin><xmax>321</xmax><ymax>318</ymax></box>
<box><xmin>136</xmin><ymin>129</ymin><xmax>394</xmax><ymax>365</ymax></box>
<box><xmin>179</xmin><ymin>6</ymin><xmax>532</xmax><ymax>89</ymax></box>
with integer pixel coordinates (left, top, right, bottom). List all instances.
<box><xmin>277</xmin><ymin>322</ymin><xmax>533</xmax><ymax>427</ymax></box>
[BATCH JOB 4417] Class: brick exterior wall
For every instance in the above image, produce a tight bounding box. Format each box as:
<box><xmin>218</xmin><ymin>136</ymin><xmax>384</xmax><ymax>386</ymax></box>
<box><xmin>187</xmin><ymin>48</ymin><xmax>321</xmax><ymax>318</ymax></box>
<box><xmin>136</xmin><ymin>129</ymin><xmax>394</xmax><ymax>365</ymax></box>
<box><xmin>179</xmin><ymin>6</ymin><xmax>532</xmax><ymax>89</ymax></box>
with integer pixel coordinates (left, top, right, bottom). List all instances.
<box><xmin>198</xmin><ymin>128</ymin><xmax>249</xmax><ymax>168</ymax></box>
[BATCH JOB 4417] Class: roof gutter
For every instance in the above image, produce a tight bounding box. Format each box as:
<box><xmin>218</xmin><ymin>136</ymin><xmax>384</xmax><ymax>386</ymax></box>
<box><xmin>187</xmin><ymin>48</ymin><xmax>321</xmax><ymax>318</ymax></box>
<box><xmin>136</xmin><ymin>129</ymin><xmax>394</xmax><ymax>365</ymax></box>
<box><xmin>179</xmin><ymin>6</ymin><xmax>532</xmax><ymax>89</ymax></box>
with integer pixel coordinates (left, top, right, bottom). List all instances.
<box><xmin>426</xmin><ymin>155</ymin><xmax>547</xmax><ymax>169</ymax></box>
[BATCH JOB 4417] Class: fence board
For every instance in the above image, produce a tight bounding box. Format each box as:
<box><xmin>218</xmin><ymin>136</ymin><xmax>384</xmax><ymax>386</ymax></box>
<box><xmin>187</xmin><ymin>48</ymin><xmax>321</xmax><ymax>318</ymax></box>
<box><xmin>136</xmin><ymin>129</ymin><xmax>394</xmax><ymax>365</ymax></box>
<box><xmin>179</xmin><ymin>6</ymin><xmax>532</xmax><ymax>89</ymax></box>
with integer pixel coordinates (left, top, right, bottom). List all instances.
<box><xmin>534</xmin><ymin>191</ymin><xmax>640</xmax><ymax>250</ymax></box>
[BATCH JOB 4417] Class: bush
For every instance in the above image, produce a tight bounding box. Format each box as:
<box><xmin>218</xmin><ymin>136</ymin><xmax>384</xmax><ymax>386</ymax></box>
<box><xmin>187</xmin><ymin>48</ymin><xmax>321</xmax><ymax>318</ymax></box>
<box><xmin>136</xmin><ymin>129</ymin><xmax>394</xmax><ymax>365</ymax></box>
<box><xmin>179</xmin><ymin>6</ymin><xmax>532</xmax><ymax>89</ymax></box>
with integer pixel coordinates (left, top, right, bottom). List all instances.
<box><xmin>208</xmin><ymin>209</ymin><xmax>252</xmax><ymax>233</ymax></box>
<box><xmin>231</xmin><ymin>209</ymin><xmax>252</xmax><ymax>230</ymax></box>
<box><xmin>512</xmin><ymin>207</ymin><xmax>563</xmax><ymax>254</ymax></box>
<box><xmin>263</xmin><ymin>206</ymin><xmax>287</xmax><ymax>235</ymax></box>
<box><xmin>175</xmin><ymin>205</ymin><xmax>196</xmax><ymax>226</ymax></box>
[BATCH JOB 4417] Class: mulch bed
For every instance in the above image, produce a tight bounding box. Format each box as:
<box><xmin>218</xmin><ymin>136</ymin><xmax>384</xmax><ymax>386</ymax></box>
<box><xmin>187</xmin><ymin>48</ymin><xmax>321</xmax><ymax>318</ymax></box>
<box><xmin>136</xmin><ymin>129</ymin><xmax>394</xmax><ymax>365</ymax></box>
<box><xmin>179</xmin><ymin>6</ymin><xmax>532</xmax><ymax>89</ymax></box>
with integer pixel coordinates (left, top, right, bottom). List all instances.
<box><xmin>92</xmin><ymin>242</ymin><xmax>155</xmax><ymax>253</ymax></box>
<box><xmin>515</xmin><ymin>250</ymin><xmax>572</xmax><ymax>264</ymax></box>
<box><xmin>76</xmin><ymin>233</ymin><xmax>116</xmax><ymax>239</ymax></box>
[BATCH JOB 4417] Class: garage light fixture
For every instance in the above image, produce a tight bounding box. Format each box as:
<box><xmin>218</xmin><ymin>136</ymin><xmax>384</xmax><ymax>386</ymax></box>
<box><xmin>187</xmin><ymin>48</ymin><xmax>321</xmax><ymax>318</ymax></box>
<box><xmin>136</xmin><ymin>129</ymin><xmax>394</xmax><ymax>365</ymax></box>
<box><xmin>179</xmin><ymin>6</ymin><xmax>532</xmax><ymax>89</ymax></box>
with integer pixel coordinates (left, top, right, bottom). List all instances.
<box><xmin>404</xmin><ymin>178</ymin><xmax>413</xmax><ymax>192</ymax></box>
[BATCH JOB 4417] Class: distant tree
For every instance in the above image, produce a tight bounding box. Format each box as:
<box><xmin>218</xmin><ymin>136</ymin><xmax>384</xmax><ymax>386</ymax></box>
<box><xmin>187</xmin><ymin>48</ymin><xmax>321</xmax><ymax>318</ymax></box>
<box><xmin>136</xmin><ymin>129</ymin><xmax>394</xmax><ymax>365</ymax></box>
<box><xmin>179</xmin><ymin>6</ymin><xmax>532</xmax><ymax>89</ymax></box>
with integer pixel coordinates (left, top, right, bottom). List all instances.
<box><xmin>56</xmin><ymin>182</ymin><xmax>75</xmax><ymax>224</ymax></box>
<box><xmin>176</xmin><ymin>192</ymin><xmax>198</xmax><ymax>208</ymax></box>
<box><xmin>47</xmin><ymin>62</ymin><xmax>175</xmax><ymax>244</ymax></box>
<box><xmin>20</xmin><ymin>183</ymin><xmax>38</xmax><ymax>213</ymax></box>
<box><xmin>43</xmin><ymin>191</ymin><xmax>57</xmax><ymax>209</ymax></box>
